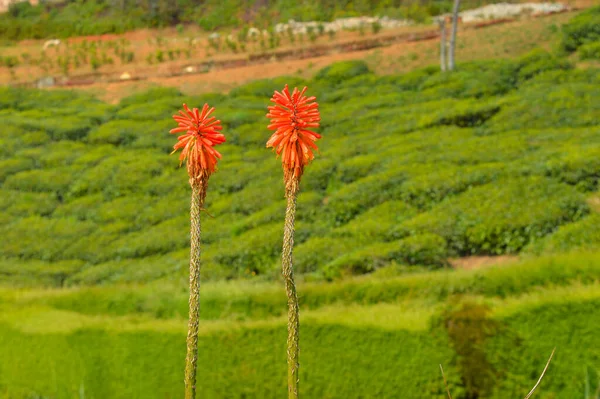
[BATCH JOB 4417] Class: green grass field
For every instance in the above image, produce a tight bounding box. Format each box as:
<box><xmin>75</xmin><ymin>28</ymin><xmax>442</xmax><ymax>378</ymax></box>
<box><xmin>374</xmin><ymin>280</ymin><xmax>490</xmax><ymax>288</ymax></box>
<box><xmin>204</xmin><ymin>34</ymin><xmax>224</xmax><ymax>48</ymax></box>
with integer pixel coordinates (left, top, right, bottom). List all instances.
<box><xmin>0</xmin><ymin>253</ymin><xmax>599</xmax><ymax>398</ymax></box>
<box><xmin>1</xmin><ymin>7</ymin><xmax>600</xmax><ymax>398</ymax></box>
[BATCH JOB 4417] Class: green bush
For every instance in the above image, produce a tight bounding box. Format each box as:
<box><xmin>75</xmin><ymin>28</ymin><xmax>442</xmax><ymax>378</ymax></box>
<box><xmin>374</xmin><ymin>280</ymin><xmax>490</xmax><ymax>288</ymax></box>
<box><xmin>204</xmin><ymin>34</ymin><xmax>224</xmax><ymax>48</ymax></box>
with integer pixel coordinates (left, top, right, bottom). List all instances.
<box><xmin>229</xmin><ymin>76</ymin><xmax>307</xmax><ymax>98</ymax></box>
<box><xmin>0</xmin><ymin>189</ymin><xmax>57</xmax><ymax>216</ymax></box>
<box><xmin>325</xmin><ymin>169</ymin><xmax>405</xmax><ymax>226</ymax></box>
<box><xmin>212</xmin><ymin>223</ymin><xmax>283</xmax><ymax>276</ymax></box>
<box><xmin>66</xmin><ymin>249</ymin><xmax>190</xmax><ymax>286</ymax></box>
<box><xmin>527</xmin><ymin>213</ymin><xmax>600</xmax><ymax>254</ymax></box>
<box><xmin>399</xmin><ymin>163</ymin><xmax>505</xmax><ymax>209</ymax></box>
<box><xmin>324</xmin><ymin>233</ymin><xmax>448</xmax><ymax>278</ymax></box>
<box><xmin>68</xmin><ymin>150</ymin><xmax>171</xmax><ymax>198</ymax></box>
<box><xmin>115</xmin><ymin>99</ymin><xmax>183</xmax><ymax>121</ymax></box>
<box><xmin>480</xmin><ymin>83</ymin><xmax>600</xmax><ymax>134</ymax></box>
<box><xmin>87</xmin><ymin>120</ymin><xmax>171</xmax><ymax>147</ymax></box>
<box><xmin>102</xmin><ymin>216</ymin><xmax>189</xmax><ymax>260</ymax></box>
<box><xmin>118</xmin><ymin>87</ymin><xmax>183</xmax><ymax>108</ymax></box>
<box><xmin>334</xmin><ymin>201</ymin><xmax>417</xmax><ymax>243</ymax></box>
<box><xmin>0</xmin><ymin>216</ymin><xmax>96</xmax><ymax>261</ymax></box>
<box><xmin>561</xmin><ymin>5</ymin><xmax>600</xmax><ymax>52</ymax></box>
<box><xmin>398</xmin><ymin>177</ymin><xmax>588</xmax><ymax>255</ymax></box>
<box><xmin>3</xmin><ymin>168</ymin><xmax>76</xmax><ymax>195</ymax></box>
<box><xmin>293</xmin><ymin>236</ymin><xmax>356</xmax><ymax>274</ymax></box>
<box><xmin>542</xmin><ymin>143</ymin><xmax>600</xmax><ymax>191</ymax></box>
<box><xmin>513</xmin><ymin>49</ymin><xmax>572</xmax><ymax>83</ymax></box>
<box><xmin>5</xmin><ymin>113</ymin><xmax>93</xmax><ymax>140</ymax></box>
<box><xmin>314</xmin><ymin>60</ymin><xmax>371</xmax><ymax>86</ymax></box>
<box><xmin>0</xmin><ymin>158</ymin><xmax>34</xmax><ymax>182</ymax></box>
<box><xmin>579</xmin><ymin>41</ymin><xmax>600</xmax><ymax>60</ymax></box>
<box><xmin>0</xmin><ymin>258</ymin><xmax>83</xmax><ymax>287</ymax></box>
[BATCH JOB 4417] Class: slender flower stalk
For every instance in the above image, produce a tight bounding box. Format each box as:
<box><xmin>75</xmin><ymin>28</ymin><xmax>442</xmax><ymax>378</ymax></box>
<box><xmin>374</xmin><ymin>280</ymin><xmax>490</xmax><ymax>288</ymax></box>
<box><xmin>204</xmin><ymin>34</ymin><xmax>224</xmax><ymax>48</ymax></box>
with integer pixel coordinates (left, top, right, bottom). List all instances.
<box><xmin>266</xmin><ymin>85</ymin><xmax>321</xmax><ymax>399</ymax></box>
<box><xmin>170</xmin><ymin>103</ymin><xmax>225</xmax><ymax>399</ymax></box>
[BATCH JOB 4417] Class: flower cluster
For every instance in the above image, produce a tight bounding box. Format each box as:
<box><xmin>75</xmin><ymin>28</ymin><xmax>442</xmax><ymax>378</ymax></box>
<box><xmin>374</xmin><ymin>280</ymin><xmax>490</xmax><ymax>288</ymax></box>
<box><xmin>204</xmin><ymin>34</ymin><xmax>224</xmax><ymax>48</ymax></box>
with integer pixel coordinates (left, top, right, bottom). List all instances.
<box><xmin>266</xmin><ymin>85</ymin><xmax>321</xmax><ymax>182</ymax></box>
<box><xmin>170</xmin><ymin>103</ymin><xmax>225</xmax><ymax>181</ymax></box>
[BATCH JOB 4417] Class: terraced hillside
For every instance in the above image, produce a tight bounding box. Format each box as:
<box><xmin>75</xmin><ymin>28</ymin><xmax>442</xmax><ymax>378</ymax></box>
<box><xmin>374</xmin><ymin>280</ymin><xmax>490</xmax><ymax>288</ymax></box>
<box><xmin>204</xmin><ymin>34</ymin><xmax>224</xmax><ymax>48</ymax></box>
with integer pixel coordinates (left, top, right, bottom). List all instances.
<box><xmin>1</xmin><ymin>50</ymin><xmax>599</xmax><ymax>286</ymax></box>
<box><xmin>0</xmin><ymin>9</ymin><xmax>600</xmax><ymax>395</ymax></box>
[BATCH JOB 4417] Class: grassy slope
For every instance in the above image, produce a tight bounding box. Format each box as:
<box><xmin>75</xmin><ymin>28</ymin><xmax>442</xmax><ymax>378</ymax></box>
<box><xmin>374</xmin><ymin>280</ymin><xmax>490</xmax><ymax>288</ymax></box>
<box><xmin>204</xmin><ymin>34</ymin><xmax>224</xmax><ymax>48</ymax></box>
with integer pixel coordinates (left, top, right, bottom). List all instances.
<box><xmin>1</xmin><ymin>253</ymin><xmax>599</xmax><ymax>398</ymax></box>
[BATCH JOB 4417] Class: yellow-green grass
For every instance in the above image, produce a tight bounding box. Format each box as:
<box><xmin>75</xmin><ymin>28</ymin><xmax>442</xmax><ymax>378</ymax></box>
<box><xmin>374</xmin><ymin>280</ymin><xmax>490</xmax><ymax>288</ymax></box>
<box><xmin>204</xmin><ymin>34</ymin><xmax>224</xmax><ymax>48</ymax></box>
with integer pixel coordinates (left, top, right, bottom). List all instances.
<box><xmin>0</xmin><ymin>278</ymin><xmax>598</xmax><ymax>398</ymax></box>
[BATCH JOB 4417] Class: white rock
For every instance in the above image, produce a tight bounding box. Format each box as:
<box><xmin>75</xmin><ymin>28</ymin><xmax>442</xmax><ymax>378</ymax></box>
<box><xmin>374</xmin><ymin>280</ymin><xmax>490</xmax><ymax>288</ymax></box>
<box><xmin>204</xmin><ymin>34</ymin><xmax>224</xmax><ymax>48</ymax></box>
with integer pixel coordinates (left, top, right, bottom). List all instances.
<box><xmin>458</xmin><ymin>2</ymin><xmax>568</xmax><ymax>23</ymax></box>
<box><xmin>247</xmin><ymin>27</ymin><xmax>260</xmax><ymax>39</ymax></box>
<box><xmin>42</xmin><ymin>39</ymin><xmax>61</xmax><ymax>50</ymax></box>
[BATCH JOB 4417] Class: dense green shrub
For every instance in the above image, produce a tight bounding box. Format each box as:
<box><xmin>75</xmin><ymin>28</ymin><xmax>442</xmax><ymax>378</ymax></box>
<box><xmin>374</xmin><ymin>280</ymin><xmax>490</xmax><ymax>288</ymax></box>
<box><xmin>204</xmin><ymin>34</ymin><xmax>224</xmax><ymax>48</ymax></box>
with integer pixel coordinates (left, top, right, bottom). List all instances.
<box><xmin>398</xmin><ymin>177</ymin><xmax>588</xmax><ymax>255</ymax></box>
<box><xmin>293</xmin><ymin>236</ymin><xmax>356</xmax><ymax>274</ymax></box>
<box><xmin>479</xmin><ymin>83</ymin><xmax>600</xmax><ymax>134</ymax></box>
<box><xmin>542</xmin><ymin>143</ymin><xmax>600</xmax><ymax>191</ymax></box>
<box><xmin>314</xmin><ymin>60</ymin><xmax>371</xmax><ymax>86</ymax></box>
<box><xmin>212</xmin><ymin>223</ymin><xmax>284</xmax><ymax>276</ymax></box>
<box><xmin>0</xmin><ymin>158</ymin><xmax>34</xmax><ymax>182</ymax></box>
<box><xmin>0</xmin><ymin>258</ymin><xmax>83</xmax><ymax>287</ymax></box>
<box><xmin>0</xmin><ymin>189</ymin><xmax>57</xmax><ymax>216</ymax></box>
<box><xmin>228</xmin><ymin>76</ymin><xmax>307</xmax><ymax>98</ymax></box>
<box><xmin>88</xmin><ymin>120</ymin><xmax>148</xmax><ymax>145</ymax></box>
<box><xmin>0</xmin><ymin>216</ymin><xmax>96</xmax><ymax>260</ymax></box>
<box><xmin>118</xmin><ymin>87</ymin><xmax>183</xmax><ymax>108</ymax></box>
<box><xmin>115</xmin><ymin>99</ymin><xmax>184</xmax><ymax>121</ymax></box>
<box><xmin>561</xmin><ymin>5</ymin><xmax>600</xmax><ymax>52</ymax></box>
<box><xmin>334</xmin><ymin>201</ymin><xmax>417</xmax><ymax>243</ymax></box>
<box><xmin>325</xmin><ymin>169</ymin><xmax>405</xmax><ymax>226</ymax></box>
<box><xmin>324</xmin><ymin>233</ymin><xmax>448</xmax><ymax>278</ymax></box>
<box><xmin>579</xmin><ymin>41</ymin><xmax>600</xmax><ymax>60</ymax></box>
<box><xmin>66</xmin><ymin>249</ymin><xmax>190</xmax><ymax>286</ymax></box>
<box><xmin>102</xmin><ymin>216</ymin><xmax>189</xmax><ymax>260</ymax></box>
<box><xmin>527</xmin><ymin>213</ymin><xmax>600</xmax><ymax>254</ymax></box>
<box><xmin>5</xmin><ymin>113</ymin><xmax>93</xmax><ymax>140</ymax></box>
<box><xmin>3</xmin><ymin>168</ymin><xmax>75</xmax><ymax>195</ymax></box>
<box><xmin>68</xmin><ymin>151</ymin><xmax>171</xmax><ymax>198</ymax></box>
<box><xmin>513</xmin><ymin>49</ymin><xmax>572</xmax><ymax>83</ymax></box>
<box><xmin>399</xmin><ymin>163</ymin><xmax>505</xmax><ymax>208</ymax></box>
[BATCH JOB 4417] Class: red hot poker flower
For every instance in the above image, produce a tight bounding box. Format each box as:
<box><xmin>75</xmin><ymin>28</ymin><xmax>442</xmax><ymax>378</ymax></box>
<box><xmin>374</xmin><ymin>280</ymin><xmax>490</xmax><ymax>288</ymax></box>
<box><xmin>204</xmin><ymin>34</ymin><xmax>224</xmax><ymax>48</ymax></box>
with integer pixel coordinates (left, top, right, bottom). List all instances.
<box><xmin>266</xmin><ymin>85</ymin><xmax>321</xmax><ymax>182</ymax></box>
<box><xmin>170</xmin><ymin>103</ymin><xmax>225</xmax><ymax>180</ymax></box>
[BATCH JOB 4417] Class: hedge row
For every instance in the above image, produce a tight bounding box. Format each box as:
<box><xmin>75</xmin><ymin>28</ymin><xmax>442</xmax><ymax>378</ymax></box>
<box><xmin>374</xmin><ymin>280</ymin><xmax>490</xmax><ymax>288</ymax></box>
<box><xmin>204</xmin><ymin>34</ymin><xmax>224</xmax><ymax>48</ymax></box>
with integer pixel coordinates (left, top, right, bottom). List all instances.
<box><xmin>1</xmin><ymin>53</ymin><xmax>599</xmax><ymax>284</ymax></box>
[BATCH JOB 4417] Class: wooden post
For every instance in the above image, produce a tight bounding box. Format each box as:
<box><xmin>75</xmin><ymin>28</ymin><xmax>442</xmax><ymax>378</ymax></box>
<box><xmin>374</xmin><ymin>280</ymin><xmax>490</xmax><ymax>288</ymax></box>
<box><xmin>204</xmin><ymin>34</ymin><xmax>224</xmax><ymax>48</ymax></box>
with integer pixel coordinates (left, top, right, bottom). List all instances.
<box><xmin>448</xmin><ymin>0</ymin><xmax>461</xmax><ymax>71</ymax></box>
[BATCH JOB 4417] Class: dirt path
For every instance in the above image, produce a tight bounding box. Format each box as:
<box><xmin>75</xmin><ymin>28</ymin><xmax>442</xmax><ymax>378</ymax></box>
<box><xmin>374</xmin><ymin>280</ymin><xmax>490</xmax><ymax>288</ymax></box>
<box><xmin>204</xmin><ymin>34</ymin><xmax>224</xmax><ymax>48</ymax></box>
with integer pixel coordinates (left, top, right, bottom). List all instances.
<box><xmin>449</xmin><ymin>255</ymin><xmax>519</xmax><ymax>270</ymax></box>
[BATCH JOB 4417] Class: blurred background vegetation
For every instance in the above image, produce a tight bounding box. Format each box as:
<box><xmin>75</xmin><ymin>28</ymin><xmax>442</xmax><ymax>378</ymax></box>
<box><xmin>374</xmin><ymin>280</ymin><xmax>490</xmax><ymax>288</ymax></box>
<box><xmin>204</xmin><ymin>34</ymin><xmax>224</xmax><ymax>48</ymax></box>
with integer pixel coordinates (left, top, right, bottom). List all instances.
<box><xmin>0</xmin><ymin>0</ymin><xmax>527</xmax><ymax>40</ymax></box>
<box><xmin>0</xmin><ymin>4</ymin><xmax>599</xmax><ymax>399</ymax></box>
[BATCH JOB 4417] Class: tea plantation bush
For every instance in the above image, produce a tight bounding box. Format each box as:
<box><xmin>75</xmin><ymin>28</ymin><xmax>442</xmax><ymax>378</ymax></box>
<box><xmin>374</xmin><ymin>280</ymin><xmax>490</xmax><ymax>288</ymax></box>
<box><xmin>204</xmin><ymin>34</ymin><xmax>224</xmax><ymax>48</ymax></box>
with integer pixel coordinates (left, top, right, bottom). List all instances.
<box><xmin>527</xmin><ymin>213</ymin><xmax>600</xmax><ymax>254</ymax></box>
<box><xmin>579</xmin><ymin>41</ymin><xmax>600</xmax><ymax>60</ymax></box>
<box><xmin>398</xmin><ymin>177</ymin><xmax>588</xmax><ymax>255</ymax></box>
<box><xmin>561</xmin><ymin>5</ymin><xmax>600</xmax><ymax>52</ymax></box>
<box><xmin>1</xmin><ymin>52</ymin><xmax>599</xmax><ymax>286</ymax></box>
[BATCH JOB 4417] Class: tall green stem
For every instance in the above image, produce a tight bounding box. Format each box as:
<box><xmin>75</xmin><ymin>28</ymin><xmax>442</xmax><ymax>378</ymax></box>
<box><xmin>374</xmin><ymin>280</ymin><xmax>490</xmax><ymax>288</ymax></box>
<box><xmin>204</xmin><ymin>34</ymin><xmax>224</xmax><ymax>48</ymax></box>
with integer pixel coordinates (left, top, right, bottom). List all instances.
<box><xmin>282</xmin><ymin>185</ymin><xmax>300</xmax><ymax>399</ymax></box>
<box><xmin>184</xmin><ymin>180</ymin><xmax>206</xmax><ymax>399</ymax></box>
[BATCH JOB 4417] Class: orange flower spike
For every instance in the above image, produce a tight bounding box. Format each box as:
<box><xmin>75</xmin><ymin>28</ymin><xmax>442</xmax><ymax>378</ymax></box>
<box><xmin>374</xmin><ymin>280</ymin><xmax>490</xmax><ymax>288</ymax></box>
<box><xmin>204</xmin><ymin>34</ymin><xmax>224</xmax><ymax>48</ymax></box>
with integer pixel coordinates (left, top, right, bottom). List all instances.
<box><xmin>266</xmin><ymin>85</ymin><xmax>321</xmax><ymax>181</ymax></box>
<box><xmin>170</xmin><ymin>103</ymin><xmax>225</xmax><ymax>180</ymax></box>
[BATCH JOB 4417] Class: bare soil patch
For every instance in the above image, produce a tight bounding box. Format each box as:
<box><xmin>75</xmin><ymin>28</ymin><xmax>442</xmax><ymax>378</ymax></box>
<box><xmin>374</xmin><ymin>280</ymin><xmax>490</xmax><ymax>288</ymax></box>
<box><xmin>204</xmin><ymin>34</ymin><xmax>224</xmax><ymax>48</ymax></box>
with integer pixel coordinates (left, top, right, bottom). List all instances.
<box><xmin>450</xmin><ymin>255</ymin><xmax>519</xmax><ymax>270</ymax></box>
<box><xmin>587</xmin><ymin>195</ymin><xmax>600</xmax><ymax>213</ymax></box>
